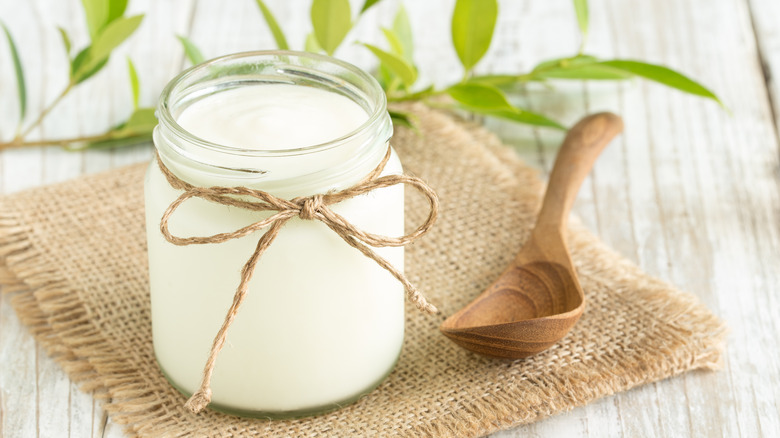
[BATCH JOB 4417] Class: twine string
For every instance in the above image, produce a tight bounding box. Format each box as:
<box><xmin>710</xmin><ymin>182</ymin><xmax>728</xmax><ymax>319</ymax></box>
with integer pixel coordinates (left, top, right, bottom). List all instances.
<box><xmin>155</xmin><ymin>148</ymin><xmax>439</xmax><ymax>414</ymax></box>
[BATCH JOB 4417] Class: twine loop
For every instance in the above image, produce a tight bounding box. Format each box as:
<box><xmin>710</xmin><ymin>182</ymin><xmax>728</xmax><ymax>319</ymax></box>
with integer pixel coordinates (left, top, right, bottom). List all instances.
<box><xmin>155</xmin><ymin>147</ymin><xmax>439</xmax><ymax>414</ymax></box>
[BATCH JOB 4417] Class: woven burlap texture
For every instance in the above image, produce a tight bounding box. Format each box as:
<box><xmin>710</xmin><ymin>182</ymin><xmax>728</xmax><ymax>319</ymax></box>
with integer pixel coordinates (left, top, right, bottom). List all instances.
<box><xmin>0</xmin><ymin>104</ymin><xmax>726</xmax><ymax>437</ymax></box>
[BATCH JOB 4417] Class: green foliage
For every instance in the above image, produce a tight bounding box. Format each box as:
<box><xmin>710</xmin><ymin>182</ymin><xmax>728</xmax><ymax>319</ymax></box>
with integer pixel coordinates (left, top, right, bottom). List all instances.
<box><xmin>530</xmin><ymin>55</ymin><xmax>633</xmax><ymax>80</ymax></box>
<box><xmin>0</xmin><ymin>0</ymin><xmax>147</xmax><ymax>147</ymax></box>
<box><xmin>177</xmin><ymin>35</ymin><xmax>205</xmax><ymax>65</ymax></box>
<box><xmin>67</xmin><ymin>133</ymin><xmax>152</xmax><ymax>151</ymax></box>
<box><xmin>1</xmin><ymin>0</ymin><xmax>725</xmax><ymax>151</ymax></box>
<box><xmin>67</xmin><ymin>1</ymin><xmax>144</xmax><ymax>85</ymax></box>
<box><xmin>447</xmin><ymin>83</ymin><xmax>565</xmax><ymax>130</ymax></box>
<box><xmin>80</xmin><ymin>0</ymin><xmax>129</xmax><ymax>38</ymax></box>
<box><xmin>380</xmin><ymin>28</ymin><xmax>403</xmax><ymax>56</ymax></box>
<box><xmin>72</xmin><ymin>107</ymin><xmax>157</xmax><ymax>151</ymax></box>
<box><xmin>81</xmin><ymin>0</ymin><xmax>109</xmax><ymax>38</ymax></box>
<box><xmin>478</xmin><ymin>108</ymin><xmax>566</xmax><ymax>130</ymax></box>
<box><xmin>451</xmin><ymin>0</ymin><xmax>498</xmax><ymax>74</ymax></box>
<box><xmin>392</xmin><ymin>6</ymin><xmax>413</xmax><ymax>62</ymax></box>
<box><xmin>254</xmin><ymin>0</ymin><xmax>289</xmax><ymax>50</ymax></box>
<box><xmin>70</xmin><ymin>47</ymin><xmax>108</xmax><ymax>84</ymax></box>
<box><xmin>365</xmin><ymin>8</ymin><xmax>418</xmax><ymax>93</ymax></box>
<box><xmin>127</xmin><ymin>57</ymin><xmax>140</xmax><ymax>109</ymax></box>
<box><xmin>361</xmin><ymin>43</ymin><xmax>417</xmax><ymax>87</ymax></box>
<box><xmin>360</xmin><ymin>0</ymin><xmax>383</xmax><ymax>14</ymax></box>
<box><xmin>1</xmin><ymin>22</ymin><xmax>26</xmax><ymax>123</ymax></box>
<box><xmin>573</xmin><ymin>0</ymin><xmax>589</xmax><ymax>51</ymax></box>
<box><xmin>447</xmin><ymin>83</ymin><xmax>514</xmax><ymax>111</ymax></box>
<box><xmin>305</xmin><ymin>32</ymin><xmax>323</xmax><ymax>53</ymax></box>
<box><xmin>58</xmin><ymin>27</ymin><xmax>72</xmax><ymax>56</ymax></box>
<box><xmin>77</xmin><ymin>14</ymin><xmax>144</xmax><ymax>79</ymax></box>
<box><xmin>311</xmin><ymin>0</ymin><xmax>352</xmax><ymax>55</ymax></box>
<box><xmin>114</xmin><ymin>107</ymin><xmax>157</xmax><ymax>136</ymax></box>
<box><xmin>389</xmin><ymin>109</ymin><xmax>419</xmax><ymax>133</ymax></box>
<box><xmin>599</xmin><ymin>60</ymin><xmax>723</xmax><ymax>105</ymax></box>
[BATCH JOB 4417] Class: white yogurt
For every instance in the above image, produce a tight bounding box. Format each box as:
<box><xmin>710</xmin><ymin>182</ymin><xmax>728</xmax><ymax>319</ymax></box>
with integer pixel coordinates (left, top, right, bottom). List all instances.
<box><xmin>145</xmin><ymin>68</ymin><xmax>403</xmax><ymax>416</ymax></box>
<box><xmin>177</xmin><ymin>85</ymin><xmax>369</xmax><ymax>151</ymax></box>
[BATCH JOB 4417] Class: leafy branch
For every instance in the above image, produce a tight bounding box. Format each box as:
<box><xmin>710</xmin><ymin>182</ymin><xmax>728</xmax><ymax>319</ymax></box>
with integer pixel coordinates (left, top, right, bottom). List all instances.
<box><xmin>249</xmin><ymin>0</ymin><xmax>722</xmax><ymax>131</ymax></box>
<box><xmin>0</xmin><ymin>0</ymin><xmax>148</xmax><ymax>151</ymax></box>
<box><xmin>0</xmin><ymin>0</ymin><xmax>723</xmax><ymax>151</ymax></box>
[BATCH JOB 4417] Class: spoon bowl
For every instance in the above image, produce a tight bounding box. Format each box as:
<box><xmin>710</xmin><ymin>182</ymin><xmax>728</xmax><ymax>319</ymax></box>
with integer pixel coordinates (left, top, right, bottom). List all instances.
<box><xmin>440</xmin><ymin>112</ymin><xmax>624</xmax><ymax>359</ymax></box>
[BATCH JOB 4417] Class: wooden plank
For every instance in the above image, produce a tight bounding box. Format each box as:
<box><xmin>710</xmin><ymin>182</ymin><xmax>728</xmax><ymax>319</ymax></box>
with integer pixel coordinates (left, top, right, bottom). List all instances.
<box><xmin>748</xmin><ymin>0</ymin><xmax>780</xmax><ymax>135</ymax></box>
<box><xmin>495</xmin><ymin>0</ymin><xmax>780</xmax><ymax>437</ymax></box>
<box><xmin>741</xmin><ymin>4</ymin><xmax>780</xmax><ymax>432</ymax></box>
<box><xmin>0</xmin><ymin>305</ymin><xmax>37</xmax><ymax>438</ymax></box>
<box><xmin>602</xmin><ymin>0</ymin><xmax>779</xmax><ymax>437</ymax></box>
<box><xmin>30</xmin><ymin>2</ymin><xmax>91</xmax><ymax>436</ymax></box>
<box><xmin>0</xmin><ymin>1</ymin><xmax>46</xmax><ymax>437</ymax></box>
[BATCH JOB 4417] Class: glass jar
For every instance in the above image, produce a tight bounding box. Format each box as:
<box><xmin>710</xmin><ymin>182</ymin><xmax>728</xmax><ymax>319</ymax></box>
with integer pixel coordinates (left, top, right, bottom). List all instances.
<box><xmin>144</xmin><ymin>51</ymin><xmax>402</xmax><ymax>418</ymax></box>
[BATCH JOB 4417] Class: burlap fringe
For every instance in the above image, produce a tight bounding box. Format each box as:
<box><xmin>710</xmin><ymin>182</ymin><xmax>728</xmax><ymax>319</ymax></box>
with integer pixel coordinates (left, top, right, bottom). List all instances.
<box><xmin>0</xmin><ymin>211</ymin><xmax>189</xmax><ymax>437</ymax></box>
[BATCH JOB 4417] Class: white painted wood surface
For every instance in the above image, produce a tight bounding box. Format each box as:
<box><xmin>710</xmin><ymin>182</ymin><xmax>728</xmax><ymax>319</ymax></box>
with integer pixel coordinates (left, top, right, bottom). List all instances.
<box><xmin>1</xmin><ymin>0</ymin><xmax>778</xmax><ymax>436</ymax></box>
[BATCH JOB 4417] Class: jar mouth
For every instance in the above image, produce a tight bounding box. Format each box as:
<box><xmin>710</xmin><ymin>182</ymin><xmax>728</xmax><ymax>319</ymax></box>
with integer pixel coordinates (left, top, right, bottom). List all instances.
<box><xmin>157</xmin><ymin>50</ymin><xmax>390</xmax><ymax>158</ymax></box>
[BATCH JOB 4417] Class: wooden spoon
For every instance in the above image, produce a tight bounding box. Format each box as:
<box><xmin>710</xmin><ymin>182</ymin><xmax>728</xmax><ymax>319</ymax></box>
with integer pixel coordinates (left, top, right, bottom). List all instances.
<box><xmin>440</xmin><ymin>112</ymin><xmax>624</xmax><ymax>359</ymax></box>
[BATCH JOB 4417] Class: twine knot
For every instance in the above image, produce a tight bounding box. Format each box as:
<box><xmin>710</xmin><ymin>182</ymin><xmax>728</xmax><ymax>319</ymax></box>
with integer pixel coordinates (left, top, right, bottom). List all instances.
<box><xmin>298</xmin><ymin>194</ymin><xmax>324</xmax><ymax>220</ymax></box>
<box><xmin>155</xmin><ymin>147</ymin><xmax>439</xmax><ymax>414</ymax></box>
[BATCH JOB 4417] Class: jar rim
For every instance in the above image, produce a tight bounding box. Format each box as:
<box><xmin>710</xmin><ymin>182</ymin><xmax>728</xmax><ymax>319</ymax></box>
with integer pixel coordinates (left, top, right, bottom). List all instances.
<box><xmin>157</xmin><ymin>50</ymin><xmax>389</xmax><ymax>158</ymax></box>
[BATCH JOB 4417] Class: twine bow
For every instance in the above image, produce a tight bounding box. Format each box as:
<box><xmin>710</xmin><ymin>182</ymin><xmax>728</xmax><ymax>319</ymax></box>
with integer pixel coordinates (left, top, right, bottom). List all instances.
<box><xmin>155</xmin><ymin>148</ymin><xmax>439</xmax><ymax>413</ymax></box>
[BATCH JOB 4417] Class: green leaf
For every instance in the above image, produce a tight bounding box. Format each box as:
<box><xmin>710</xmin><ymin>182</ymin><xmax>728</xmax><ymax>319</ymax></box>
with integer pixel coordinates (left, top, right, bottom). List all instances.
<box><xmin>75</xmin><ymin>14</ymin><xmax>144</xmax><ymax>81</ymax></box>
<box><xmin>377</xmin><ymin>63</ymin><xmax>393</xmax><ymax>90</ymax></box>
<box><xmin>446</xmin><ymin>82</ymin><xmax>566</xmax><ymax>130</ymax></box>
<box><xmin>71</xmin><ymin>46</ymin><xmax>108</xmax><ymax>83</ymax></box>
<box><xmin>389</xmin><ymin>109</ymin><xmax>419</xmax><ymax>133</ymax></box>
<box><xmin>311</xmin><ymin>0</ymin><xmax>352</xmax><ymax>55</ymax></box>
<box><xmin>254</xmin><ymin>0</ymin><xmax>289</xmax><ymax>50</ymax></box>
<box><xmin>446</xmin><ymin>82</ymin><xmax>514</xmax><ymax>111</ymax></box>
<box><xmin>451</xmin><ymin>0</ymin><xmax>498</xmax><ymax>72</ymax></box>
<box><xmin>531</xmin><ymin>55</ymin><xmax>633</xmax><ymax>80</ymax></box>
<box><xmin>114</xmin><ymin>107</ymin><xmax>157</xmax><ymax>136</ymax></box>
<box><xmin>127</xmin><ymin>57</ymin><xmax>139</xmax><ymax>109</ymax></box>
<box><xmin>467</xmin><ymin>74</ymin><xmax>524</xmax><ymax>86</ymax></box>
<box><xmin>1</xmin><ymin>22</ymin><xmax>26</xmax><ymax>121</ymax></box>
<box><xmin>58</xmin><ymin>27</ymin><xmax>72</xmax><ymax>56</ymax></box>
<box><xmin>176</xmin><ymin>35</ymin><xmax>205</xmax><ymax>65</ymax></box>
<box><xmin>600</xmin><ymin>60</ymin><xmax>723</xmax><ymax>104</ymax></box>
<box><xmin>304</xmin><ymin>32</ymin><xmax>323</xmax><ymax>53</ymax></box>
<box><xmin>533</xmin><ymin>54</ymin><xmax>598</xmax><ymax>71</ymax></box>
<box><xmin>573</xmin><ymin>0</ymin><xmax>588</xmax><ymax>47</ymax></box>
<box><xmin>81</xmin><ymin>0</ymin><xmax>108</xmax><ymax>39</ymax></box>
<box><xmin>361</xmin><ymin>43</ymin><xmax>417</xmax><ymax>87</ymax></box>
<box><xmin>106</xmin><ymin>0</ymin><xmax>128</xmax><ymax>25</ymax></box>
<box><xmin>386</xmin><ymin>84</ymin><xmax>434</xmax><ymax>102</ymax></box>
<box><xmin>381</xmin><ymin>28</ymin><xmax>403</xmax><ymax>56</ymax></box>
<box><xmin>536</xmin><ymin>64</ymin><xmax>633</xmax><ymax>80</ymax></box>
<box><xmin>475</xmin><ymin>107</ymin><xmax>566</xmax><ymax>130</ymax></box>
<box><xmin>392</xmin><ymin>5</ymin><xmax>413</xmax><ymax>62</ymax></box>
<box><xmin>66</xmin><ymin>107</ymin><xmax>156</xmax><ymax>151</ymax></box>
<box><xmin>360</xmin><ymin>0</ymin><xmax>382</xmax><ymax>14</ymax></box>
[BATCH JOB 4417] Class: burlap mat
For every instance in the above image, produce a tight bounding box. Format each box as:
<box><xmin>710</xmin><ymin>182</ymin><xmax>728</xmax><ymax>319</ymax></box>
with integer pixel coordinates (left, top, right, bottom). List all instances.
<box><xmin>0</xmin><ymin>104</ymin><xmax>725</xmax><ymax>437</ymax></box>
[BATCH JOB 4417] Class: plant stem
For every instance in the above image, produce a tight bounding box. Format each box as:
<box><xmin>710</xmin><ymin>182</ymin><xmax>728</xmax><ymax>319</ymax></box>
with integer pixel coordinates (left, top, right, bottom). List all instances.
<box><xmin>0</xmin><ymin>131</ymin><xmax>117</xmax><ymax>150</ymax></box>
<box><xmin>16</xmin><ymin>81</ymin><xmax>74</xmax><ymax>140</ymax></box>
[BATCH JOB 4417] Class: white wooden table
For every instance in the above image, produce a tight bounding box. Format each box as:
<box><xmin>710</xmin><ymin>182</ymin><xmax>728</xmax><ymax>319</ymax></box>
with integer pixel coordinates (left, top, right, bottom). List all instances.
<box><xmin>1</xmin><ymin>0</ymin><xmax>779</xmax><ymax>436</ymax></box>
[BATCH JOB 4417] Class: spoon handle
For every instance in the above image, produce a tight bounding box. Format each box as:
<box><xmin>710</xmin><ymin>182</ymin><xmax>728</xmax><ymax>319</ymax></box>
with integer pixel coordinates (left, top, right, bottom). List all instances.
<box><xmin>534</xmin><ymin>112</ymin><xmax>624</xmax><ymax>233</ymax></box>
